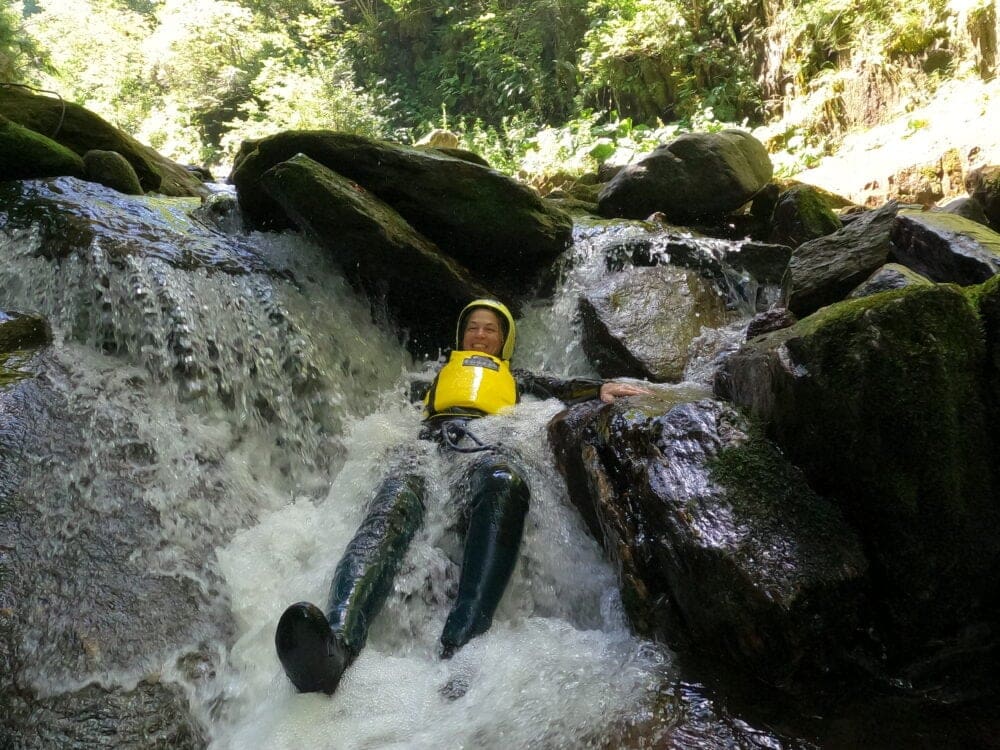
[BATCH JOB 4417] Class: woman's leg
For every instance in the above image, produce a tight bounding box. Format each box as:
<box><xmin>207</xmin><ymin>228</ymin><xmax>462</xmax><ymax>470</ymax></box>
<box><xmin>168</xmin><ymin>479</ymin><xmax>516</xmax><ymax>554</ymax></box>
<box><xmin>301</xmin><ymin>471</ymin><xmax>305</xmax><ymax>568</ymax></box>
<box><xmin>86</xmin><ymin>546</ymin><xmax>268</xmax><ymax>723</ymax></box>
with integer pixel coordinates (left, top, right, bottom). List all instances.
<box><xmin>439</xmin><ymin>455</ymin><xmax>529</xmax><ymax>657</ymax></box>
<box><xmin>276</xmin><ymin>472</ymin><xmax>425</xmax><ymax>694</ymax></box>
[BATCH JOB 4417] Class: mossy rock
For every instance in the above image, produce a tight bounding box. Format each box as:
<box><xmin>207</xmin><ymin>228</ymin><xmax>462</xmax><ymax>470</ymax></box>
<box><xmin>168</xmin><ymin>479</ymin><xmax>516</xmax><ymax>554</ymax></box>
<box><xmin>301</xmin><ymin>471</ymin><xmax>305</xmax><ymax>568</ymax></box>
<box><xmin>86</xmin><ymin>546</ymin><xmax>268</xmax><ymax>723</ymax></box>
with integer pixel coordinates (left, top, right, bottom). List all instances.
<box><xmin>230</xmin><ymin>130</ymin><xmax>572</xmax><ymax>300</ymax></box>
<box><xmin>0</xmin><ymin>86</ymin><xmax>204</xmax><ymax>197</ymax></box>
<box><xmin>717</xmin><ymin>284</ymin><xmax>1000</xmax><ymax>654</ymax></box>
<box><xmin>770</xmin><ymin>184</ymin><xmax>842</xmax><ymax>248</ymax></box>
<box><xmin>83</xmin><ymin>149</ymin><xmax>144</xmax><ymax>195</ymax></box>
<box><xmin>0</xmin><ymin>115</ymin><xmax>84</xmax><ymax>180</ymax></box>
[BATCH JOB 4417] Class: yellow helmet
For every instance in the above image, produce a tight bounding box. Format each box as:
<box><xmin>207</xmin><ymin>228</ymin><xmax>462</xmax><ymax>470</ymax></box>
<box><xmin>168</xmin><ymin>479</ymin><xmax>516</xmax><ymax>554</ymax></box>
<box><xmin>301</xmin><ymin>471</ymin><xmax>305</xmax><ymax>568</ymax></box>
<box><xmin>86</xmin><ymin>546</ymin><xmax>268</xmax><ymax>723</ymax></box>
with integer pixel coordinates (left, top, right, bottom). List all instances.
<box><xmin>455</xmin><ymin>299</ymin><xmax>516</xmax><ymax>360</ymax></box>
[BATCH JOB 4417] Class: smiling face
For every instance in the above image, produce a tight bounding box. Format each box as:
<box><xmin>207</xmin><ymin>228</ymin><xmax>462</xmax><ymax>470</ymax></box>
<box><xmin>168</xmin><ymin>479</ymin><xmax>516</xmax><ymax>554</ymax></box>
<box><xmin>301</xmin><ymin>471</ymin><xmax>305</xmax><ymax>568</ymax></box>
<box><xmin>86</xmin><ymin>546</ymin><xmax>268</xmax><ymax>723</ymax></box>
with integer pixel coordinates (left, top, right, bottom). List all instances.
<box><xmin>461</xmin><ymin>307</ymin><xmax>504</xmax><ymax>357</ymax></box>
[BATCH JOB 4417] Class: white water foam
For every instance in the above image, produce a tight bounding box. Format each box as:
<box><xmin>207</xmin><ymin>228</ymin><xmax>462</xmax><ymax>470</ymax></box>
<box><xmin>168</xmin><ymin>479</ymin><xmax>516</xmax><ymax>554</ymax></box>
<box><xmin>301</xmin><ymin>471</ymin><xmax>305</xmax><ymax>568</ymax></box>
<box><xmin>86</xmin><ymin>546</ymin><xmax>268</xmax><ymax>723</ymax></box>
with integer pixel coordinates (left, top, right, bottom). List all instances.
<box><xmin>211</xmin><ymin>399</ymin><xmax>669</xmax><ymax>750</ymax></box>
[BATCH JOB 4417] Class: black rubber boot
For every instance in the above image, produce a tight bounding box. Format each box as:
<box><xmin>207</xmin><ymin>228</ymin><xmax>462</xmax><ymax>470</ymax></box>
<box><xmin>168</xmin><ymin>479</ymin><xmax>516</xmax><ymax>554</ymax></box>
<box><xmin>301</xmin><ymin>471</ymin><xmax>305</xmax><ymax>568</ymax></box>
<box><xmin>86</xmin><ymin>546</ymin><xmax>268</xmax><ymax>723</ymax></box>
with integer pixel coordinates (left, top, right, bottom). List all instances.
<box><xmin>275</xmin><ymin>601</ymin><xmax>352</xmax><ymax>694</ymax></box>
<box><xmin>440</xmin><ymin>459</ymin><xmax>529</xmax><ymax>656</ymax></box>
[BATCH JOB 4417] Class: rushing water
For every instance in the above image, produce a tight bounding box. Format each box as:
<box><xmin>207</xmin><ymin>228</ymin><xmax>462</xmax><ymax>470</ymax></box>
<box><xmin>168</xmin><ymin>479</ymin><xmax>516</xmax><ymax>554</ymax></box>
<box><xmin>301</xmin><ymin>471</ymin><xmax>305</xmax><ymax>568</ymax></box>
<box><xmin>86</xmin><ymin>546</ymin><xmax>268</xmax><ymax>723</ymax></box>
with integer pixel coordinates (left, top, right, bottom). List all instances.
<box><xmin>0</xmin><ymin>180</ymin><xmax>795</xmax><ymax>749</ymax></box>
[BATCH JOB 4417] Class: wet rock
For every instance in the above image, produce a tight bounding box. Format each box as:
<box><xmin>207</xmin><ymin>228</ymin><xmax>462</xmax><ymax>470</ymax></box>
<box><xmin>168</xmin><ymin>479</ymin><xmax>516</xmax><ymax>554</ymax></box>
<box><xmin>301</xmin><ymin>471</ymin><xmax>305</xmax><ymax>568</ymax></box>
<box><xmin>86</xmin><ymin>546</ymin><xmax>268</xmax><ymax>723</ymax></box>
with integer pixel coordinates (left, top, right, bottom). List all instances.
<box><xmin>189</xmin><ymin>191</ymin><xmax>241</xmax><ymax>233</ymax></box>
<box><xmin>723</xmin><ymin>241</ymin><xmax>792</xmax><ymax>284</ymax></box>
<box><xmin>0</xmin><ymin>115</ymin><xmax>85</xmax><ymax>181</ymax></box>
<box><xmin>229</xmin><ymin>130</ymin><xmax>571</xmax><ymax>300</ymax></box>
<box><xmin>715</xmin><ymin>284</ymin><xmax>1000</xmax><ymax>665</ymax></box>
<box><xmin>597</xmin><ymin>130</ymin><xmax>773</xmax><ymax>223</ymax></box>
<box><xmin>260</xmin><ymin>154</ymin><xmax>490</xmax><ymax>355</ymax></box>
<box><xmin>745</xmin><ymin>307</ymin><xmax>797</xmax><ymax>340</ymax></box>
<box><xmin>2</xmin><ymin>679</ymin><xmax>205</xmax><ymax>749</ymax></box>
<box><xmin>0</xmin><ymin>365</ymin><xmax>230</xmax><ymax>747</ymax></box>
<box><xmin>579</xmin><ymin>264</ymin><xmax>730</xmax><ymax>381</ymax></box>
<box><xmin>83</xmin><ymin>149</ymin><xmax>144</xmax><ymax>195</ymax></box>
<box><xmin>782</xmin><ymin>201</ymin><xmax>898</xmax><ymax>317</ymax></box>
<box><xmin>847</xmin><ymin>262</ymin><xmax>932</xmax><ymax>299</ymax></box>
<box><xmin>769</xmin><ymin>184</ymin><xmax>842</xmax><ymax>248</ymax></box>
<box><xmin>891</xmin><ymin>209</ymin><xmax>1000</xmax><ymax>284</ymax></box>
<box><xmin>549</xmin><ymin>397</ymin><xmax>868</xmax><ymax>683</ymax></box>
<box><xmin>965</xmin><ymin>164</ymin><xmax>1000</xmax><ymax>228</ymax></box>
<box><xmin>0</xmin><ymin>86</ymin><xmax>205</xmax><ymax>197</ymax></box>
<box><xmin>0</xmin><ymin>178</ymin><xmax>271</xmax><ymax>276</ymax></box>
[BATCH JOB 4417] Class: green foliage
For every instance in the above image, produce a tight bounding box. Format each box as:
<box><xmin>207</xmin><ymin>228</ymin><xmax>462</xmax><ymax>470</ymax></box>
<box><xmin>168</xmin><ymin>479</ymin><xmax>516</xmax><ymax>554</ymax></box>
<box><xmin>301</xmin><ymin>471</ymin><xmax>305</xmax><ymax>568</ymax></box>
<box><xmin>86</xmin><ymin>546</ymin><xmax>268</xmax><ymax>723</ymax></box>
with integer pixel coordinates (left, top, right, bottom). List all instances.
<box><xmin>0</xmin><ymin>2</ymin><xmax>47</xmax><ymax>84</ymax></box>
<box><xmin>578</xmin><ymin>0</ymin><xmax>764</xmax><ymax>125</ymax></box>
<box><xmin>27</xmin><ymin>0</ymin><xmax>151</xmax><ymax>132</ymax></box>
<box><xmin>7</xmin><ymin>0</ymin><xmax>981</xmax><ymax>177</ymax></box>
<box><xmin>25</xmin><ymin>0</ymin><xmax>387</xmax><ymax>166</ymax></box>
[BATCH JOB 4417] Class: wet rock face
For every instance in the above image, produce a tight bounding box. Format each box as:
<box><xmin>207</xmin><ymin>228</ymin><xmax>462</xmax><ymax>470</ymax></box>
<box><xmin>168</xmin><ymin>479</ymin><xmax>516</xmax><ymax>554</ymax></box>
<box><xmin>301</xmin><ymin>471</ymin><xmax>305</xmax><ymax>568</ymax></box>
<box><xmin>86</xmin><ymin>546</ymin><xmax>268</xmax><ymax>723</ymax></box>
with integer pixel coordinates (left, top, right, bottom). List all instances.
<box><xmin>0</xmin><ymin>365</ymin><xmax>228</xmax><ymax>748</ymax></box>
<box><xmin>0</xmin><ymin>178</ymin><xmax>272</xmax><ymax>276</ymax></box>
<box><xmin>549</xmin><ymin>397</ymin><xmax>868</xmax><ymax>683</ymax></box>
<box><xmin>597</xmin><ymin>130</ymin><xmax>773</xmax><ymax>223</ymax></box>
<box><xmin>716</xmin><ymin>284</ymin><xmax>1000</xmax><ymax>663</ymax></box>
<box><xmin>579</xmin><ymin>264</ymin><xmax>730</xmax><ymax>381</ymax></box>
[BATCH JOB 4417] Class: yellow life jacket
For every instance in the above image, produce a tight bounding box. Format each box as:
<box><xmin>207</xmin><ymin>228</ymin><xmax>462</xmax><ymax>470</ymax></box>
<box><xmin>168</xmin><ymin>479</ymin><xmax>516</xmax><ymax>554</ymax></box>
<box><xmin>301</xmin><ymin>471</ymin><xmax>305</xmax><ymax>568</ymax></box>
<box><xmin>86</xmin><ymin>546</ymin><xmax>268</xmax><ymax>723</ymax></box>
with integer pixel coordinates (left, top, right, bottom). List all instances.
<box><xmin>424</xmin><ymin>350</ymin><xmax>518</xmax><ymax>419</ymax></box>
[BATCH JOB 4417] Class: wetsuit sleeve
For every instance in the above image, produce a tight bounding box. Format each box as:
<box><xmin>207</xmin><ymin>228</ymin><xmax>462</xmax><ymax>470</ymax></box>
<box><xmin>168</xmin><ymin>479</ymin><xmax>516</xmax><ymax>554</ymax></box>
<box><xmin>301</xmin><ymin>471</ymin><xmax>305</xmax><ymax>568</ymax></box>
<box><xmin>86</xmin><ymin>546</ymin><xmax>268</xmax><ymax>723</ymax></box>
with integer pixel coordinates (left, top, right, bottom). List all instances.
<box><xmin>513</xmin><ymin>369</ymin><xmax>603</xmax><ymax>405</ymax></box>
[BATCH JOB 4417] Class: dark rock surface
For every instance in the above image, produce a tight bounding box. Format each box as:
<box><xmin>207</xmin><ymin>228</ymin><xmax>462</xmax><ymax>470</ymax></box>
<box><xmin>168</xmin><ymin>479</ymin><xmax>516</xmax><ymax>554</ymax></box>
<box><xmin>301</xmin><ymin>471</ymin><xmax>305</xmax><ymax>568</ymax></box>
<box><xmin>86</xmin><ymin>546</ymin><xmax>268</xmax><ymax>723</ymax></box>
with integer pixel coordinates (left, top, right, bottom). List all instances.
<box><xmin>716</xmin><ymin>284</ymin><xmax>1000</xmax><ymax>670</ymax></box>
<box><xmin>260</xmin><ymin>154</ymin><xmax>491</xmax><ymax>354</ymax></box>
<box><xmin>229</xmin><ymin>130</ymin><xmax>572</xmax><ymax>300</ymax></box>
<box><xmin>549</xmin><ymin>397</ymin><xmax>868</xmax><ymax>683</ymax></box>
<box><xmin>781</xmin><ymin>201</ymin><xmax>898</xmax><ymax>317</ymax></box>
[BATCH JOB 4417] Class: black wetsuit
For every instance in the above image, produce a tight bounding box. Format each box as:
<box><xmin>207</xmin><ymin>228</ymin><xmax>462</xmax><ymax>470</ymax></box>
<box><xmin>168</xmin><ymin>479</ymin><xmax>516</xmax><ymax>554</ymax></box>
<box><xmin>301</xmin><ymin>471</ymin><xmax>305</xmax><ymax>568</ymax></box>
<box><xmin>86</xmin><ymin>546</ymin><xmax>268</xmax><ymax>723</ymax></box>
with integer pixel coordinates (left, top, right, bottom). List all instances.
<box><xmin>275</xmin><ymin>368</ymin><xmax>602</xmax><ymax>693</ymax></box>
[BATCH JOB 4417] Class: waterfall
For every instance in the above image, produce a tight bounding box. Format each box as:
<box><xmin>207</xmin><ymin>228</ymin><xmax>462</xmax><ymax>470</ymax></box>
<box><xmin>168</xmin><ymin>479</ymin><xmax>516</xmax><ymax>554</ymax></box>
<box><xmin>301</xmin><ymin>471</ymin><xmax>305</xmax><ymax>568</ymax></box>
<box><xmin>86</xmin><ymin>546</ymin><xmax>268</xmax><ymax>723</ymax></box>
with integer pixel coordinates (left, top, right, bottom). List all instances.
<box><xmin>0</xmin><ymin>179</ymin><xmax>775</xmax><ymax>749</ymax></box>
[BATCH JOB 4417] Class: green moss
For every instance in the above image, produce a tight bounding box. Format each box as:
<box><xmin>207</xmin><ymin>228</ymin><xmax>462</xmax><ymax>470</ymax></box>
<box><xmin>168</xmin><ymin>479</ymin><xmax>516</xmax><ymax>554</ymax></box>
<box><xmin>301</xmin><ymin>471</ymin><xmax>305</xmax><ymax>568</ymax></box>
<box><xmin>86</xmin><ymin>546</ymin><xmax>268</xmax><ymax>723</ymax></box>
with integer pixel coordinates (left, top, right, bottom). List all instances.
<box><xmin>758</xmin><ymin>284</ymin><xmax>998</xmax><ymax>642</ymax></box>
<box><xmin>0</xmin><ymin>115</ymin><xmax>85</xmax><ymax>180</ymax></box>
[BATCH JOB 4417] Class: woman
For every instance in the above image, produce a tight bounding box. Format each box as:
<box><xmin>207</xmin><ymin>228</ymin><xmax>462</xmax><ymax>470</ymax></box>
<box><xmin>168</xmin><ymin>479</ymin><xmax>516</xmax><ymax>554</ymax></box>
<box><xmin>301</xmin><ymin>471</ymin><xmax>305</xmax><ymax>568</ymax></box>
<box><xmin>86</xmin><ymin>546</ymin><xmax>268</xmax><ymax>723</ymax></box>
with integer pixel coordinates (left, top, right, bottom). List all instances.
<box><xmin>276</xmin><ymin>299</ymin><xmax>649</xmax><ymax>694</ymax></box>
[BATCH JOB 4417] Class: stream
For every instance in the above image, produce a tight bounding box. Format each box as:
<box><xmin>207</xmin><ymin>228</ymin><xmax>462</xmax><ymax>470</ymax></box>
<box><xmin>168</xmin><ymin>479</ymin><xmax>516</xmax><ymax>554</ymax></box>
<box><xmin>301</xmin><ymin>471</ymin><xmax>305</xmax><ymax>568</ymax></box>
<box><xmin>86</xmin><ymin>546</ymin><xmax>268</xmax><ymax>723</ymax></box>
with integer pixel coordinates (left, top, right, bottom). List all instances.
<box><xmin>0</xmin><ymin>177</ymin><xmax>827</xmax><ymax>749</ymax></box>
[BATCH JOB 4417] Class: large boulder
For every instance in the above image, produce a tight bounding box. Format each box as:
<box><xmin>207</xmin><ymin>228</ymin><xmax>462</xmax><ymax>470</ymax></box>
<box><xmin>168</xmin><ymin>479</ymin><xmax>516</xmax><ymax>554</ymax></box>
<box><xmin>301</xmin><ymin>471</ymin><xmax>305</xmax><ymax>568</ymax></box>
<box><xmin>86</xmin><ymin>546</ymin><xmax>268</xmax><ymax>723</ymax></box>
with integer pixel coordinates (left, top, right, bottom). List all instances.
<box><xmin>548</xmin><ymin>397</ymin><xmax>868</xmax><ymax>683</ymax></box>
<box><xmin>259</xmin><ymin>154</ymin><xmax>490</xmax><ymax>355</ymax></box>
<box><xmin>597</xmin><ymin>130</ymin><xmax>773</xmax><ymax>223</ymax></box>
<box><xmin>229</xmin><ymin>131</ymin><xmax>572</xmax><ymax>300</ymax></box>
<box><xmin>715</xmin><ymin>285</ymin><xmax>1000</xmax><ymax>662</ymax></box>
<box><xmin>891</xmin><ymin>209</ymin><xmax>1000</xmax><ymax>285</ymax></box>
<box><xmin>0</xmin><ymin>86</ymin><xmax>205</xmax><ymax>197</ymax></box>
<box><xmin>0</xmin><ymin>115</ymin><xmax>85</xmax><ymax>181</ymax></box>
<box><xmin>781</xmin><ymin>201</ymin><xmax>898</xmax><ymax>317</ymax></box>
<box><xmin>579</xmin><ymin>264</ymin><xmax>730</xmax><ymax>381</ymax></box>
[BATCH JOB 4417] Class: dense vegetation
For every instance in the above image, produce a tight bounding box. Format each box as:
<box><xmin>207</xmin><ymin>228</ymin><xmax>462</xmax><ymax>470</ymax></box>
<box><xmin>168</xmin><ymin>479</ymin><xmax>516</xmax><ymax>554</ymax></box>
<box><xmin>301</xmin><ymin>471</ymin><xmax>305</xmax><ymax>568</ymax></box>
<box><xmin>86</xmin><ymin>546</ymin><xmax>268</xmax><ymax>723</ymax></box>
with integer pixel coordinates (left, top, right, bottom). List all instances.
<box><xmin>0</xmin><ymin>0</ymin><xmax>989</xmax><ymax>180</ymax></box>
